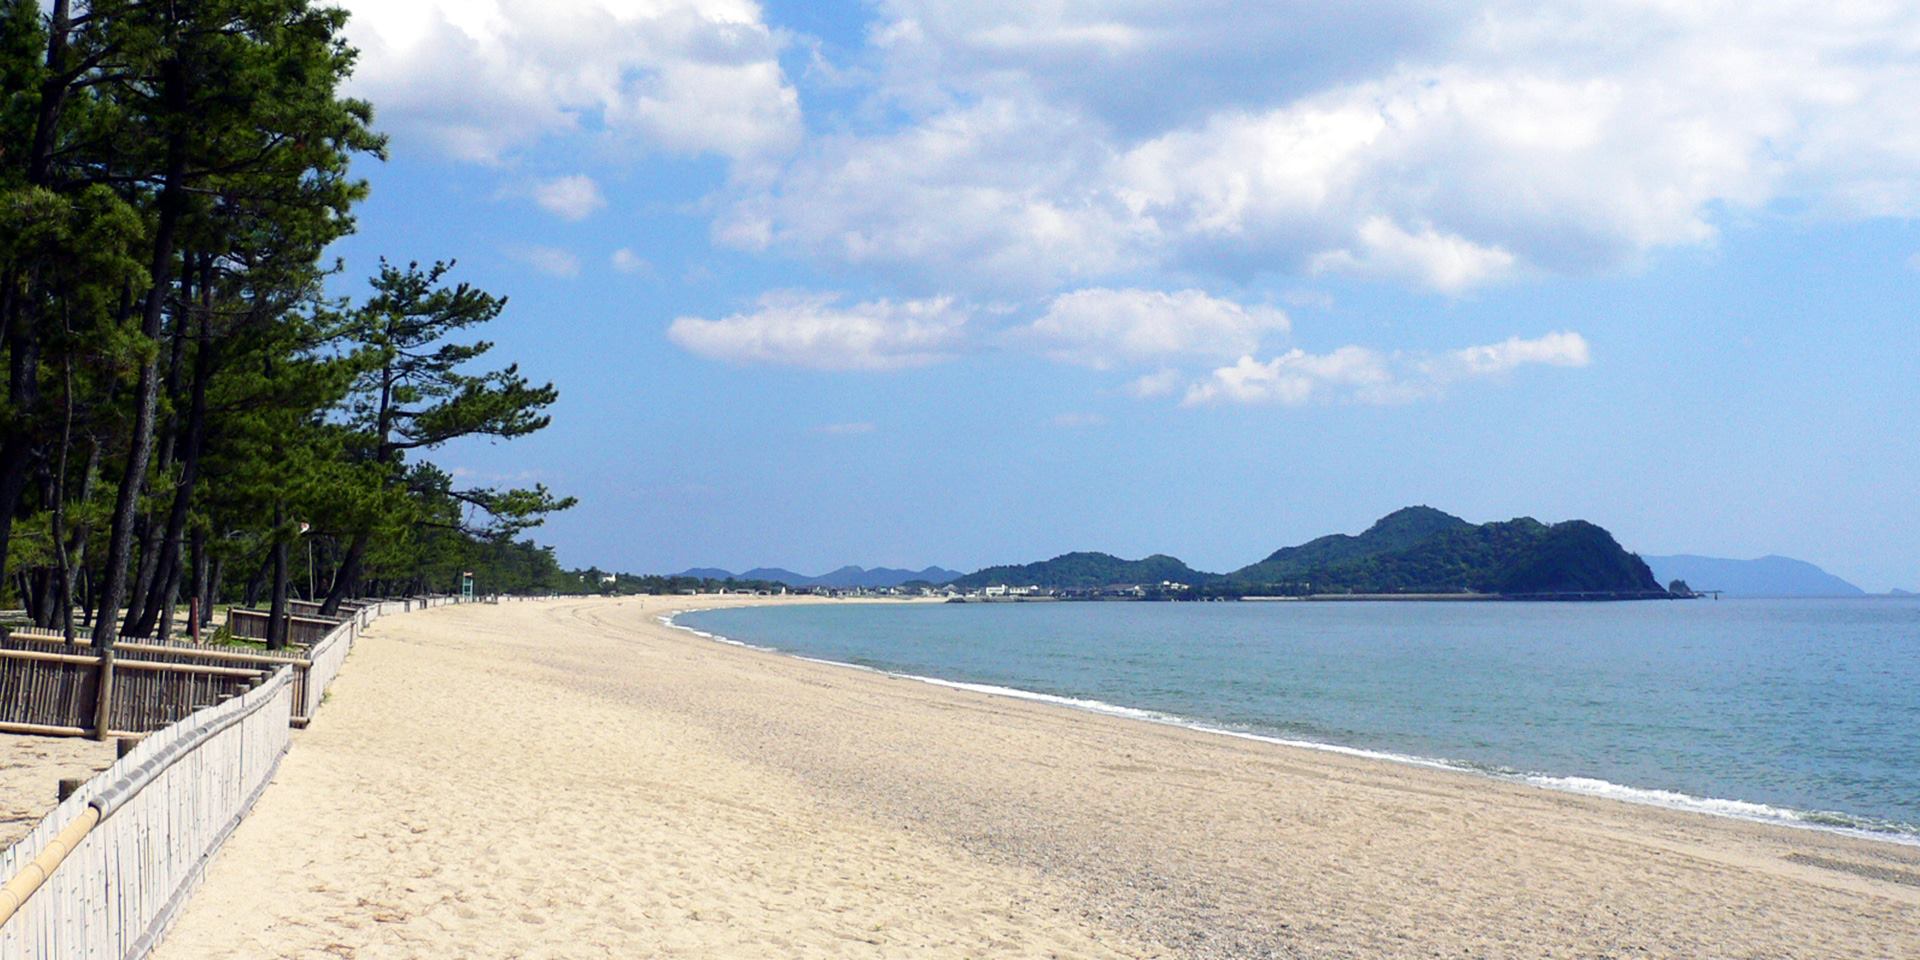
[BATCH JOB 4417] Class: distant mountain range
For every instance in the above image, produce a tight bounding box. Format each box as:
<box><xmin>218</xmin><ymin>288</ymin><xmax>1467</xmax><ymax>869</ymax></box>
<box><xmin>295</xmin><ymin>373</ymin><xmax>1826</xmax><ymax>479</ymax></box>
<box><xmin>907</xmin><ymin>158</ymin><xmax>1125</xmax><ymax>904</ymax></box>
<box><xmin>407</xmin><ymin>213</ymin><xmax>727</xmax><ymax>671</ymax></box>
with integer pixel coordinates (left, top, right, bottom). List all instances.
<box><xmin>680</xmin><ymin>517</ymin><xmax>1890</xmax><ymax>600</ymax></box>
<box><xmin>948</xmin><ymin>506</ymin><xmax>1666</xmax><ymax>598</ymax></box>
<box><xmin>1641</xmin><ymin>555</ymin><xmax>1866</xmax><ymax>597</ymax></box>
<box><xmin>676</xmin><ymin>565</ymin><xmax>963</xmax><ymax>589</ymax></box>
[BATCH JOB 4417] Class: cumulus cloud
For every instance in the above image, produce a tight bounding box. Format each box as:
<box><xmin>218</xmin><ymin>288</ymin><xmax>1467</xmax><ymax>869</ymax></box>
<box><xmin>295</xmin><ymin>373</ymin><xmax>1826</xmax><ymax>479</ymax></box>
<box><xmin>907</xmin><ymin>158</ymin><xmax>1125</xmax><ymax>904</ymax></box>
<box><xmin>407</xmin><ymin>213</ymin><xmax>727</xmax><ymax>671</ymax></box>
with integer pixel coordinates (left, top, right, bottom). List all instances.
<box><xmin>865</xmin><ymin>1</ymin><xmax>1456</xmax><ymax>135</ymax></box>
<box><xmin>1125</xmin><ymin>368</ymin><xmax>1183</xmax><ymax>398</ymax></box>
<box><xmin>338</xmin><ymin>0</ymin><xmax>800</xmax><ymax>163</ymax></box>
<box><xmin>715</xmin><ymin>97</ymin><xmax>1145</xmax><ymax>291</ymax></box>
<box><xmin>719</xmin><ymin>2</ymin><xmax>1920</xmax><ymax>293</ymax></box>
<box><xmin>1182</xmin><ymin>331</ymin><xmax>1590</xmax><ymax>406</ymax></box>
<box><xmin>1184</xmin><ymin>347</ymin><xmax>1393</xmax><ymax>407</ymax></box>
<box><xmin>1309</xmin><ymin>218</ymin><xmax>1516</xmax><ymax>292</ymax></box>
<box><xmin>511</xmin><ymin>245</ymin><xmax>582</xmax><ymax>277</ymax></box>
<box><xmin>531</xmin><ymin>175</ymin><xmax>605</xmax><ymax>220</ymax></box>
<box><xmin>1428</xmin><ymin>331</ymin><xmax>1591</xmax><ymax>380</ymax></box>
<box><xmin>1022</xmin><ymin>288</ymin><xmax>1290</xmax><ymax>368</ymax></box>
<box><xmin>610</xmin><ymin>248</ymin><xmax>651</xmax><ymax>274</ymax></box>
<box><xmin>667</xmin><ymin>291</ymin><xmax>968</xmax><ymax>370</ymax></box>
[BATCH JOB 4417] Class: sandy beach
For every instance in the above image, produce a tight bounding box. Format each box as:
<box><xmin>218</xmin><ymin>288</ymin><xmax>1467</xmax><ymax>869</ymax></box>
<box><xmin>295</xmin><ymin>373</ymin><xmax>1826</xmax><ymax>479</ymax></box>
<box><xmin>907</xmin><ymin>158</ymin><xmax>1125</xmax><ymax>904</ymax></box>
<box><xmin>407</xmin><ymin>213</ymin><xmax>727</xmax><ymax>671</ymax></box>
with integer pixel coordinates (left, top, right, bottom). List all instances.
<box><xmin>151</xmin><ymin>596</ymin><xmax>1920</xmax><ymax>959</ymax></box>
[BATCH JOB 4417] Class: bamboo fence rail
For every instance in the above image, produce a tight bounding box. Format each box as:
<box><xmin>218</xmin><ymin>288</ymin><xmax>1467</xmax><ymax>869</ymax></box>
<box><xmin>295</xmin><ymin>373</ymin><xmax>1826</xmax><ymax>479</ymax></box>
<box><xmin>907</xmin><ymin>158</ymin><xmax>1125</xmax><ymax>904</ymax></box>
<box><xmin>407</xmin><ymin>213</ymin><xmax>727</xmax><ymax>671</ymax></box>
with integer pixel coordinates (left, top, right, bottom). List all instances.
<box><xmin>222</xmin><ymin>608</ymin><xmax>337</xmax><ymax>646</ymax></box>
<box><xmin>0</xmin><ymin>594</ymin><xmax>418</xmax><ymax>729</ymax></box>
<box><xmin>0</xmin><ymin>667</ymin><xmax>294</xmax><ymax>960</ymax></box>
<box><xmin>0</xmin><ymin>647</ymin><xmax>262</xmax><ymax>735</ymax></box>
<box><xmin>0</xmin><ymin>595</ymin><xmax>476</xmax><ymax>959</ymax></box>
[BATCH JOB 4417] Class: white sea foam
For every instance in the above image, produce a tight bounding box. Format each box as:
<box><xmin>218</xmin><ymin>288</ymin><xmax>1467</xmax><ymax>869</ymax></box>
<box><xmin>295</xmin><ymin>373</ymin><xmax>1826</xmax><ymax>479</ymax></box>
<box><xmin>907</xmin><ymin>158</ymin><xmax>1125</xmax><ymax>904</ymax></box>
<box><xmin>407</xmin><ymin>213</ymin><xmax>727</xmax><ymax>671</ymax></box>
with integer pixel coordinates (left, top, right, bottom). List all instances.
<box><xmin>659</xmin><ymin>611</ymin><xmax>1920</xmax><ymax>847</ymax></box>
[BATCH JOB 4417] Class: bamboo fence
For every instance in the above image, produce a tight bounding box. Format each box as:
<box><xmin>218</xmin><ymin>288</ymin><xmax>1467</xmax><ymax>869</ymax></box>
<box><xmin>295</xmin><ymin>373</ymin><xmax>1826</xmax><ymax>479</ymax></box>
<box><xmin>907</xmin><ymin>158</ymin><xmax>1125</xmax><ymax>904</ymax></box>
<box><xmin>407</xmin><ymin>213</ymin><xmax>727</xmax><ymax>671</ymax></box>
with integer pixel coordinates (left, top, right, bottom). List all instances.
<box><xmin>0</xmin><ymin>596</ymin><xmax>454</xmax><ymax>730</ymax></box>
<box><xmin>222</xmin><ymin>608</ymin><xmax>337</xmax><ymax>646</ymax></box>
<box><xmin>0</xmin><ymin>594</ymin><xmax>473</xmax><ymax>959</ymax></box>
<box><xmin>0</xmin><ymin>667</ymin><xmax>294</xmax><ymax>960</ymax></box>
<box><xmin>0</xmin><ymin>645</ymin><xmax>261</xmax><ymax>736</ymax></box>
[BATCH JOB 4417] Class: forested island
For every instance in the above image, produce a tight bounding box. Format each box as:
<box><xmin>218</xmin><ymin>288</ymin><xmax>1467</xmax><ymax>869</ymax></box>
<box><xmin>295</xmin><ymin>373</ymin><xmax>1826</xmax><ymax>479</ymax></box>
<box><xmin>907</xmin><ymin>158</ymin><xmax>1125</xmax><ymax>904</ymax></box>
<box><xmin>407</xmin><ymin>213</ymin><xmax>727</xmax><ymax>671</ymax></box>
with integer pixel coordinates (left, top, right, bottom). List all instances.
<box><xmin>947</xmin><ymin>507</ymin><xmax>1671</xmax><ymax>600</ymax></box>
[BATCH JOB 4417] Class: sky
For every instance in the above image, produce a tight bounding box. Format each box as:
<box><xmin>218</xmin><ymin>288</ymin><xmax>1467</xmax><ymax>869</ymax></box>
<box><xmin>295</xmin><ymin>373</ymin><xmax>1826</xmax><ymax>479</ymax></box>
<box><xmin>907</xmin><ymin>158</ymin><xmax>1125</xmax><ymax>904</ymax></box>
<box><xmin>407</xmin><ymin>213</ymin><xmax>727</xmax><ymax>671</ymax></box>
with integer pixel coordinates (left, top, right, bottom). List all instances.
<box><xmin>321</xmin><ymin>0</ymin><xmax>1919</xmax><ymax>591</ymax></box>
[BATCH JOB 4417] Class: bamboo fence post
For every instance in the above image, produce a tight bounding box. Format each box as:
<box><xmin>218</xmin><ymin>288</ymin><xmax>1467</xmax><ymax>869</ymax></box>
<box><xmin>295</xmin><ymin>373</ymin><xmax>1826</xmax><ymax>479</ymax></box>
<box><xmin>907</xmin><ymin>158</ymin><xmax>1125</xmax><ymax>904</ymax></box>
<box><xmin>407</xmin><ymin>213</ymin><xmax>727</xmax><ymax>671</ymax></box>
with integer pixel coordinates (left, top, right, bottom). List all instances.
<box><xmin>90</xmin><ymin>650</ymin><xmax>114</xmax><ymax>742</ymax></box>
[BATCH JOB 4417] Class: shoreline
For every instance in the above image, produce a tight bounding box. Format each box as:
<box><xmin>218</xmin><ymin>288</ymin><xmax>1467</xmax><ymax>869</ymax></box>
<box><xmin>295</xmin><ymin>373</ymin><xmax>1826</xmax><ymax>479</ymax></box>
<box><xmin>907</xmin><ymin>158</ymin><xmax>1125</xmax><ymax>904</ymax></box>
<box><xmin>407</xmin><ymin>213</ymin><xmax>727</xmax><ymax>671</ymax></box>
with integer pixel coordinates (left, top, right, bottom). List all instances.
<box><xmin>153</xmin><ymin>595</ymin><xmax>1920</xmax><ymax>959</ymax></box>
<box><xmin>663</xmin><ymin>606</ymin><xmax>1920</xmax><ymax>849</ymax></box>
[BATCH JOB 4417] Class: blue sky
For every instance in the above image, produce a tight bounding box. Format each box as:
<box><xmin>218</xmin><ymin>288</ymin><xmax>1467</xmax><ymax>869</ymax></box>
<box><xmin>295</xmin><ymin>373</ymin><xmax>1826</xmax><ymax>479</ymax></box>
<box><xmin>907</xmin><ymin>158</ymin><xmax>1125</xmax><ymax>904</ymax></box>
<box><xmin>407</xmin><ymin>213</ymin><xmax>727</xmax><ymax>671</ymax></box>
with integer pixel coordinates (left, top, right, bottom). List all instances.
<box><xmin>324</xmin><ymin>0</ymin><xmax>1918</xmax><ymax>590</ymax></box>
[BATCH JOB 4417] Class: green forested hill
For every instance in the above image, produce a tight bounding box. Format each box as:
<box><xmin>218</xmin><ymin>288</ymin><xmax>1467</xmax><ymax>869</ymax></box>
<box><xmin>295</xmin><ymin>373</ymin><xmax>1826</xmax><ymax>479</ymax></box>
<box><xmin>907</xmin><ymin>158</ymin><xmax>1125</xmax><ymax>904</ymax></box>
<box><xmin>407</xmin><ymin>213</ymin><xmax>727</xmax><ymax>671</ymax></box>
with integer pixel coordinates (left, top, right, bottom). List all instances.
<box><xmin>1231</xmin><ymin>505</ymin><xmax>1474</xmax><ymax>583</ymax></box>
<box><xmin>943</xmin><ymin>507</ymin><xmax>1667</xmax><ymax>598</ymax></box>
<box><xmin>1224</xmin><ymin>513</ymin><xmax>1664</xmax><ymax>596</ymax></box>
<box><xmin>947</xmin><ymin>552</ymin><xmax>1207</xmax><ymax>590</ymax></box>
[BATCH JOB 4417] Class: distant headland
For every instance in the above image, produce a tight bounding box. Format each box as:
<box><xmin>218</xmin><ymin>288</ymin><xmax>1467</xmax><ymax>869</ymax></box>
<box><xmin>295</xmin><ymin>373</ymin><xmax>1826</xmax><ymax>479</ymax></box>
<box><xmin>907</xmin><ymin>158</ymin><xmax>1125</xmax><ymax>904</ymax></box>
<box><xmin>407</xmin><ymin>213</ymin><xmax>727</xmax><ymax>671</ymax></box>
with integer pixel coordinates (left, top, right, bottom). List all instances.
<box><xmin>680</xmin><ymin>507</ymin><xmax>1675</xmax><ymax>601</ymax></box>
<box><xmin>945</xmin><ymin>506</ymin><xmax>1669</xmax><ymax>600</ymax></box>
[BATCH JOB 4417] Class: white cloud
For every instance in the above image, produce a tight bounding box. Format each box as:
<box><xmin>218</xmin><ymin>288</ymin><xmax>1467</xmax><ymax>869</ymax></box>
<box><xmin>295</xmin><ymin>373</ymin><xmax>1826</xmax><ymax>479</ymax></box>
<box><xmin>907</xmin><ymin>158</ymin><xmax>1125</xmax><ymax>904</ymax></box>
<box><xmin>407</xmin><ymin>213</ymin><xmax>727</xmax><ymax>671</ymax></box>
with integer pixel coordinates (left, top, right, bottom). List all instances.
<box><xmin>667</xmin><ymin>291</ymin><xmax>968</xmax><ymax>370</ymax></box>
<box><xmin>1430</xmin><ymin>331</ymin><xmax>1590</xmax><ymax>379</ymax></box>
<box><xmin>338</xmin><ymin>0</ymin><xmax>800</xmax><ymax>164</ymax></box>
<box><xmin>1125</xmin><ymin>369</ymin><xmax>1182</xmax><ymax>399</ymax></box>
<box><xmin>715</xmin><ymin>97</ymin><xmax>1145</xmax><ymax>291</ymax></box>
<box><xmin>610</xmin><ymin>248</ymin><xmax>651</xmax><ymax>274</ymax></box>
<box><xmin>721</xmin><ymin>2</ymin><xmax>1920</xmax><ymax>293</ymax></box>
<box><xmin>1310</xmin><ymin>217</ymin><xmax>1516</xmax><ymax>292</ymax></box>
<box><xmin>1184</xmin><ymin>347</ymin><xmax>1392</xmax><ymax>407</ymax></box>
<box><xmin>511</xmin><ymin>245</ymin><xmax>582</xmax><ymax>277</ymax></box>
<box><xmin>1183</xmin><ymin>331</ymin><xmax>1590</xmax><ymax>407</ymax></box>
<box><xmin>864</xmin><ymin>1</ymin><xmax>1454</xmax><ymax>135</ymax></box>
<box><xmin>1282</xmin><ymin>289</ymin><xmax>1336</xmax><ymax>310</ymax></box>
<box><xmin>1022</xmin><ymin>288</ymin><xmax>1289</xmax><ymax>368</ymax></box>
<box><xmin>531</xmin><ymin>175</ymin><xmax>605</xmax><ymax>221</ymax></box>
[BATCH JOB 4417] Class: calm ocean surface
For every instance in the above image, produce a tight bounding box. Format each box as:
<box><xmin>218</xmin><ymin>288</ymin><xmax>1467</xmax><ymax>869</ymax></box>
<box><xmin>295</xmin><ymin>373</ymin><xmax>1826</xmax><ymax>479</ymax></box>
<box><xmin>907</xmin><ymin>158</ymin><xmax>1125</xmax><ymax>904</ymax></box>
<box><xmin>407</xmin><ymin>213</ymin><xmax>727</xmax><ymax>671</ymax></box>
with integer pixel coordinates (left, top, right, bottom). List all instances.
<box><xmin>675</xmin><ymin>599</ymin><xmax>1920</xmax><ymax>841</ymax></box>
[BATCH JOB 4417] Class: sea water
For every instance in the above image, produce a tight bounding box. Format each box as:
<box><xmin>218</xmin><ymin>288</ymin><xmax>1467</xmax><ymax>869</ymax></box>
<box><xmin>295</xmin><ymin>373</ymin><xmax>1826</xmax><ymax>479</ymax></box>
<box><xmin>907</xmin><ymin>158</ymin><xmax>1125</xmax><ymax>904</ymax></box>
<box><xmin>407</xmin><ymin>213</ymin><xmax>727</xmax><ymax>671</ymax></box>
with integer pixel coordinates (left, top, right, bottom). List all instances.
<box><xmin>674</xmin><ymin>598</ymin><xmax>1920</xmax><ymax>842</ymax></box>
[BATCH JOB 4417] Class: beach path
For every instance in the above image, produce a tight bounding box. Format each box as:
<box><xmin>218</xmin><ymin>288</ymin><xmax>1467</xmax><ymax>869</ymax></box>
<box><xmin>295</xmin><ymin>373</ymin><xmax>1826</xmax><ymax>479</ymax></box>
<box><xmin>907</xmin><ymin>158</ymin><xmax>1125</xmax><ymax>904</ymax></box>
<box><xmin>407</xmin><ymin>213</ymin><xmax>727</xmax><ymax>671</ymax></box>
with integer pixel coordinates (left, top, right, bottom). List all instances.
<box><xmin>151</xmin><ymin>596</ymin><xmax>1158</xmax><ymax>959</ymax></box>
<box><xmin>154</xmin><ymin>596</ymin><xmax>1920</xmax><ymax>959</ymax></box>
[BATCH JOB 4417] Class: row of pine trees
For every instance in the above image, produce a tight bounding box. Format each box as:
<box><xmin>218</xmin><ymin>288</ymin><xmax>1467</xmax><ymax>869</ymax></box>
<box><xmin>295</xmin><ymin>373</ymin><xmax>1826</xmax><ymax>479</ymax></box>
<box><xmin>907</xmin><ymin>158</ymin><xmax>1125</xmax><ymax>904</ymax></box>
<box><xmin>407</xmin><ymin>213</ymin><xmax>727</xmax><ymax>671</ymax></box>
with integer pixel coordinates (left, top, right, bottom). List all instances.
<box><xmin>1</xmin><ymin>1</ymin><xmax>573</xmax><ymax>648</ymax></box>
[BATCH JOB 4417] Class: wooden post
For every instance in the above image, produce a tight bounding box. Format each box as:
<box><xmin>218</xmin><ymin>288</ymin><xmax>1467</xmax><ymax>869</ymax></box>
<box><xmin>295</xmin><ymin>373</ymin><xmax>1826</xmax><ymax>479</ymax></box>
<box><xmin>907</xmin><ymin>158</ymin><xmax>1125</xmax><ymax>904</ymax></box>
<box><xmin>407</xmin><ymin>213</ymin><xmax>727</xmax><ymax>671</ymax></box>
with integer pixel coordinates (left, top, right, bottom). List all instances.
<box><xmin>91</xmin><ymin>647</ymin><xmax>115</xmax><ymax>741</ymax></box>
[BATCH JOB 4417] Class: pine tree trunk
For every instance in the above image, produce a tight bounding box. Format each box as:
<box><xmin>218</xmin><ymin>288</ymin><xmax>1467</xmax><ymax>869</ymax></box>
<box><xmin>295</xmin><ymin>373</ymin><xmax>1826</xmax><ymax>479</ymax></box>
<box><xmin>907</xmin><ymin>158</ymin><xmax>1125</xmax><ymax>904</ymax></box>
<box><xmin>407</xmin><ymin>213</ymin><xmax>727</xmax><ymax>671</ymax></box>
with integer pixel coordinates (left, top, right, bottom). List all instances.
<box><xmin>268</xmin><ymin>507</ymin><xmax>290</xmax><ymax>651</ymax></box>
<box><xmin>318</xmin><ymin>532</ymin><xmax>370</xmax><ymax>615</ymax></box>
<box><xmin>122</xmin><ymin>306</ymin><xmax>189</xmax><ymax>637</ymax></box>
<box><xmin>206</xmin><ymin>554</ymin><xmax>224</xmax><ymax>614</ymax></box>
<box><xmin>91</xmin><ymin>106</ymin><xmax>189</xmax><ymax>650</ymax></box>
<box><xmin>188</xmin><ymin>530</ymin><xmax>207</xmax><ymax>636</ymax></box>
<box><xmin>130</xmin><ymin>294</ymin><xmax>210</xmax><ymax>640</ymax></box>
<box><xmin>242</xmin><ymin>551</ymin><xmax>269</xmax><ymax>607</ymax></box>
<box><xmin>60</xmin><ymin>440</ymin><xmax>99</xmax><ymax>644</ymax></box>
<box><xmin>25</xmin><ymin>570</ymin><xmax>51</xmax><ymax>626</ymax></box>
<box><xmin>121</xmin><ymin>517</ymin><xmax>157</xmax><ymax>637</ymax></box>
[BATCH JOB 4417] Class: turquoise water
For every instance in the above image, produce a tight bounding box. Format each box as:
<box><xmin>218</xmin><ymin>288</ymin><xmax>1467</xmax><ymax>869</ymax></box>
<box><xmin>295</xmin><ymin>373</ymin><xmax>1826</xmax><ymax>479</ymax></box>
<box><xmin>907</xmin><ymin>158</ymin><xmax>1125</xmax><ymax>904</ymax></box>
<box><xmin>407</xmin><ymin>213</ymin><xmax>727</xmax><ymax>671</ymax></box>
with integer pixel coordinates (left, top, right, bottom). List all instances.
<box><xmin>675</xmin><ymin>599</ymin><xmax>1920</xmax><ymax>841</ymax></box>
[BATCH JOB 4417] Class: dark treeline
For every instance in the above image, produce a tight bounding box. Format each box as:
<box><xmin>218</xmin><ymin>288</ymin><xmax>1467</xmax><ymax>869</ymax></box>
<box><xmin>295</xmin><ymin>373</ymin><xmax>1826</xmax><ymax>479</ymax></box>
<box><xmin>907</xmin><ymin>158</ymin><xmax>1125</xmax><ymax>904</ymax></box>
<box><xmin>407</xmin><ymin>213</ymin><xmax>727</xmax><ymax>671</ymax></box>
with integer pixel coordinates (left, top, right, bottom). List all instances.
<box><xmin>575</xmin><ymin>571</ymin><xmax>790</xmax><ymax>596</ymax></box>
<box><xmin>1</xmin><ymin>0</ymin><xmax>571</xmax><ymax>648</ymax></box>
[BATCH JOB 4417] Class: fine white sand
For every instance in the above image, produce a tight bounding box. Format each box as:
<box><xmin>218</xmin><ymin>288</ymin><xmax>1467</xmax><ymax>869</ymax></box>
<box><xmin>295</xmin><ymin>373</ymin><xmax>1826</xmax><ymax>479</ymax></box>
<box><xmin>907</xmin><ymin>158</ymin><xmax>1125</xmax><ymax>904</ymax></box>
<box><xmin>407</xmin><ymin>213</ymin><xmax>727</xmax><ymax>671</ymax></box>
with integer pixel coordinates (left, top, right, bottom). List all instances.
<box><xmin>154</xmin><ymin>596</ymin><xmax>1920</xmax><ymax>959</ymax></box>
